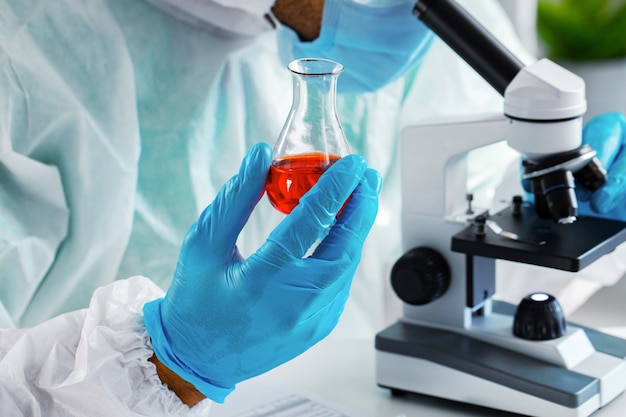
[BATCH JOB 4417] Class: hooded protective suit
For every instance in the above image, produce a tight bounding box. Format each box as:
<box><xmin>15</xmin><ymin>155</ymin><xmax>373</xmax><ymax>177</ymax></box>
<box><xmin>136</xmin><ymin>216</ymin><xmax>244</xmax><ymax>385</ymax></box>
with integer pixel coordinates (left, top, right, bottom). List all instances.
<box><xmin>1</xmin><ymin>0</ymin><xmax>624</xmax><ymax>415</ymax></box>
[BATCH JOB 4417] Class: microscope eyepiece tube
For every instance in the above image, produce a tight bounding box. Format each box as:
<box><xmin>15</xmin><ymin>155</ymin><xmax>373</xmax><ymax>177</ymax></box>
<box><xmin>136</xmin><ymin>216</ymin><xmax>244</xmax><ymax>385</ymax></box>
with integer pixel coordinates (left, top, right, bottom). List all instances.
<box><xmin>413</xmin><ymin>0</ymin><xmax>524</xmax><ymax>96</ymax></box>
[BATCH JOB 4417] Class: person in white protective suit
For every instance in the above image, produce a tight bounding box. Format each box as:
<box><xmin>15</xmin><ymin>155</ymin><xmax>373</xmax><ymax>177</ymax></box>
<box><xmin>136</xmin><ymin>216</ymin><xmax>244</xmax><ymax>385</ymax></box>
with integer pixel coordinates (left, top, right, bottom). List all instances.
<box><xmin>1</xmin><ymin>0</ymin><xmax>626</xmax><ymax>415</ymax></box>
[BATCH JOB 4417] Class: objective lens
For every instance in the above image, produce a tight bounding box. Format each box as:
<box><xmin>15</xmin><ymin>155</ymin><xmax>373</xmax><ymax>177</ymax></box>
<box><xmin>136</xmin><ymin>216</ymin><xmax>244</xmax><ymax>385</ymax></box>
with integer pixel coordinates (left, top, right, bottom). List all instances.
<box><xmin>574</xmin><ymin>156</ymin><xmax>607</xmax><ymax>191</ymax></box>
<box><xmin>532</xmin><ymin>169</ymin><xmax>577</xmax><ymax>223</ymax></box>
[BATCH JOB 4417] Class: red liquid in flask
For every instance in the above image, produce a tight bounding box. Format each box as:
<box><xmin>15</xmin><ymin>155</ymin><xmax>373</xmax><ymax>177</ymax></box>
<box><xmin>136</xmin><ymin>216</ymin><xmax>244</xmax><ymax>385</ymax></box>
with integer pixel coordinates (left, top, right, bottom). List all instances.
<box><xmin>266</xmin><ymin>152</ymin><xmax>342</xmax><ymax>214</ymax></box>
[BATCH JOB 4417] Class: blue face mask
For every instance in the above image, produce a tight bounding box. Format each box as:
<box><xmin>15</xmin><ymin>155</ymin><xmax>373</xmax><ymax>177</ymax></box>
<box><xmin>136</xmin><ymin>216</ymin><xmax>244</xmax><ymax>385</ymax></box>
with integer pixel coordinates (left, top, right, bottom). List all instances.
<box><xmin>275</xmin><ymin>0</ymin><xmax>434</xmax><ymax>94</ymax></box>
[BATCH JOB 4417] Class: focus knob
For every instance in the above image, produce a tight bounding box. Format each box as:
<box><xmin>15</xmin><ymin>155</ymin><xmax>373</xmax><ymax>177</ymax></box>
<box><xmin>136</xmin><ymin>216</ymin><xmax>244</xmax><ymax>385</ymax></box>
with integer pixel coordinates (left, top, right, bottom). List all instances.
<box><xmin>391</xmin><ymin>247</ymin><xmax>451</xmax><ymax>306</ymax></box>
<box><xmin>513</xmin><ymin>293</ymin><xmax>566</xmax><ymax>340</ymax></box>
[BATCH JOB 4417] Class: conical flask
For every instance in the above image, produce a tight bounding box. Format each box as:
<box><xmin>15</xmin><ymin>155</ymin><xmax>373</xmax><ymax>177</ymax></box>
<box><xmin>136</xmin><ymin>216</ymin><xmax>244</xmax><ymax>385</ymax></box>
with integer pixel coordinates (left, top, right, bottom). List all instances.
<box><xmin>266</xmin><ymin>58</ymin><xmax>351</xmax><ymax>214</ymax></box>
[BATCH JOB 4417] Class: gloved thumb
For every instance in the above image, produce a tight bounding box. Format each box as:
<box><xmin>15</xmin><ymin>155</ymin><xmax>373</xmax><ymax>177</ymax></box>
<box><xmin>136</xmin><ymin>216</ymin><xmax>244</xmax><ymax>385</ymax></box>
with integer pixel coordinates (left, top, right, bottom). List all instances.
<box><xmin>582</xmin><ymin>113</ymin><xmax>624</xmax><ymax>169</ymax></box>
<box><xmin>583</xmin><ymin>113</ymin><xmax>626</xmax><ymax>213</ymax></box>
<box><xmin>180</xmin><ymin>143</ymin><xmax>272</xmax><ymax>265</ymax></box>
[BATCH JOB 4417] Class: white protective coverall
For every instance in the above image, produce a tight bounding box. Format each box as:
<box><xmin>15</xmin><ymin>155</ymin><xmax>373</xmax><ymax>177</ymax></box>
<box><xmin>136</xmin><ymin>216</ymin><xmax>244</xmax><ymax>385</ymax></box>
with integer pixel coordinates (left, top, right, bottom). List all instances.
<box><xmin>1</xmin><ymin>0</ymin><xmax>624</xmax><ymax>415</ymax></box>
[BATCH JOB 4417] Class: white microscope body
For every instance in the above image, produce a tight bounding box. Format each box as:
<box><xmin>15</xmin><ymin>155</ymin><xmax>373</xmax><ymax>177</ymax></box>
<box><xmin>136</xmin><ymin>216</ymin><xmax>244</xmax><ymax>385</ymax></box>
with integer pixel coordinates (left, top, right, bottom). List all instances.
<box><xmin>375</xmin><ymin>1</ymin><xmax>626</xmax><ymax>416</ymax></box>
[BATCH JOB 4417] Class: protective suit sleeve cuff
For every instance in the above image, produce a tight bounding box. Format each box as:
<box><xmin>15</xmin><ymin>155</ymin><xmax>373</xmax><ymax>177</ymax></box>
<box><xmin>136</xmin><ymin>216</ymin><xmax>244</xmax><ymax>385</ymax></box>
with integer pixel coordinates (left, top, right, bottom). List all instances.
<box><xmin>0</xmin><ymin>276</ymin><xmax>215</xmax><ymax>416</ymax></box>
<box><xmin>143</xmin><ymin>299</ymin><xmax>236</xmax><ymax>403</ymax></box>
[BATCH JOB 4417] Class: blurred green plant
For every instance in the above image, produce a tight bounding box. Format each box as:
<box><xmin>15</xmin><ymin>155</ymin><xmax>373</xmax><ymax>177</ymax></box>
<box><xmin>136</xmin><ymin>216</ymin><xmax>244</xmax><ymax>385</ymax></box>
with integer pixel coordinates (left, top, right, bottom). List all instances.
<box><xmin>537</xmin><ymin>0</ymin><xmax>626</xmax><ymax>61</ymax></box>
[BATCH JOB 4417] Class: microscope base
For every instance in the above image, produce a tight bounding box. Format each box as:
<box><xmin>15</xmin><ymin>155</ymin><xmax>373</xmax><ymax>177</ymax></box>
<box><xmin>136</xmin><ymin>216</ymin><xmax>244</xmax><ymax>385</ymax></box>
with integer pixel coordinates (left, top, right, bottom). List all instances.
<box><xmin>375</xmin><ymin>315</ymin><xmax>626</xmax><ymax>417</ymax></box>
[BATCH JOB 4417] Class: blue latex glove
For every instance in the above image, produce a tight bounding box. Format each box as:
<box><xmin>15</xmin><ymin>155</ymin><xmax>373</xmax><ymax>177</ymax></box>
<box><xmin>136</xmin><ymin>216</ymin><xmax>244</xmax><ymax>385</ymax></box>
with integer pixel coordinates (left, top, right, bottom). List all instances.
<box><xmin>143</xmin><ymin>142</ymin><xmax>381</xmax><ymax>403</ymax></box>
<box><xmin>577</xmin><ymin>112</ymin><xmax>626</xmax><ymax>220</ymax></box>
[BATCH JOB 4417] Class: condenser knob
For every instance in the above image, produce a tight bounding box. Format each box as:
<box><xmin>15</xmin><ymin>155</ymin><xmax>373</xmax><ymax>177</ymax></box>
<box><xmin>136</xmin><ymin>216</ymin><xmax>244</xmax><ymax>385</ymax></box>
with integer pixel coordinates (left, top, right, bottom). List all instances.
<box><xmin>391</xmin><ymin>247</ymin><xmax>451</xmax><ymax>306</ymax></box>
<box><xmin>513</xmin><ymin>293</ymin><xmax>566</xmax><ymax>340</ymax></box>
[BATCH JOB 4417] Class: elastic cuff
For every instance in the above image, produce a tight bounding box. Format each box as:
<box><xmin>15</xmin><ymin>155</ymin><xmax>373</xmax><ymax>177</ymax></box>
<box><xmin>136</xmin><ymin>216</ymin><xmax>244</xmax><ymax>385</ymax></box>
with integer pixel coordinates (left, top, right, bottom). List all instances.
<box><xmin>142</xmin><ymin>299</ymin><xmax>235</xmax><ymax>403</ymax></box>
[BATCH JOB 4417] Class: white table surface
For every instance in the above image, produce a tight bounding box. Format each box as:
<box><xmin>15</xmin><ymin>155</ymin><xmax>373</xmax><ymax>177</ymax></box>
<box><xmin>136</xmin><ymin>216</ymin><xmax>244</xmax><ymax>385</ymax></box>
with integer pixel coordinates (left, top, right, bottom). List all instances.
<box><xmin>269</xmin><ymin>276</ymin><xmax>626</xmax><ymax>417</ymax></box>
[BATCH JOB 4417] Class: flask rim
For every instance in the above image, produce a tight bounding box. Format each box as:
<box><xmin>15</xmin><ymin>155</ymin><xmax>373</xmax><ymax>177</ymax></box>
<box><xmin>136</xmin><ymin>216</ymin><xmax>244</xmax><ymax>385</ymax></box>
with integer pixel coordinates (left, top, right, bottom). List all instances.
<box><xmin>288</xmin><ymin>58</ymin><xmax>344</xmax><ymax>77</ymax></box>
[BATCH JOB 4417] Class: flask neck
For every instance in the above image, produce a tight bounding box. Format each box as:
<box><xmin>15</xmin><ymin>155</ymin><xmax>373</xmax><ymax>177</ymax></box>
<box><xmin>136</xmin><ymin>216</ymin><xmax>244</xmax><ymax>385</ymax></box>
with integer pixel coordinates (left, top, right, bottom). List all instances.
<box><xmin>273</xmin><ymin>58</ymin><xmax>350</xmax><ymax>160</ymax></box>
<box><xmin>287</xmin><ymin>58</ymin><xmax>343</xmax><ymax>125</ymax></box>
<box><xmin>291</xmin><ymin>72</ymin><xmax>339</xmax><ymax>123</ymax></box>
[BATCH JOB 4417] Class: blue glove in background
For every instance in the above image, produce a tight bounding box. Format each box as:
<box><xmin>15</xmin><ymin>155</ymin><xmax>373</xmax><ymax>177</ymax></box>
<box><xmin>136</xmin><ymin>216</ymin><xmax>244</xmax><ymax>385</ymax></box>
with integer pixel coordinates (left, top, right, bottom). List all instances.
<box><xmin>577</xmin><ymin>112</ymin><xmax>626</xmax><ymax>220</ymax></box>
<box><xmin>143</xmin><ymin>142</ymin><xmax>381</xmax><ymax>402</ymax></box>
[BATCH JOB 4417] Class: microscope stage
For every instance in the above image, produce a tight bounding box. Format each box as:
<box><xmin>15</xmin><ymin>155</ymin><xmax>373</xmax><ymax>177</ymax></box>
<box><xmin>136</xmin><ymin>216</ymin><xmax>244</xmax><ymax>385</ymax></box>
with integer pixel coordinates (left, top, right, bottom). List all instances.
<box><xmin>452</xmin><ymin>204</ymin><xmax>626</xmax><ymax>271</ymax></box>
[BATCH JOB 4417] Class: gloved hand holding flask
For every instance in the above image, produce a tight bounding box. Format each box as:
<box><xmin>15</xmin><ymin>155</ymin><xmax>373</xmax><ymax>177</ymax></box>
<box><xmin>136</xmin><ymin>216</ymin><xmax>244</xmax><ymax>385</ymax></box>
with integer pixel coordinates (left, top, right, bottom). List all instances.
<box><xmin>143</xmin><ymin>142</ymin><xmax>381</xmax><ymax>403</ymax></box>
<box><xmin>577</xmin><ymin>112</ymin><xmax>626</xmax><ymax>220</ymax></box>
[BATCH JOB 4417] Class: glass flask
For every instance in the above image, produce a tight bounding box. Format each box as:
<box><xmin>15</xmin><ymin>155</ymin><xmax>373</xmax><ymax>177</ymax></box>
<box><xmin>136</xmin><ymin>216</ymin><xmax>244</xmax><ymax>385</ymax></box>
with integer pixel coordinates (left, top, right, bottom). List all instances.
<box><xmin>266</xmin><ymin>58</ymin><xmax>351</xmax><ymax>215</ymax></box>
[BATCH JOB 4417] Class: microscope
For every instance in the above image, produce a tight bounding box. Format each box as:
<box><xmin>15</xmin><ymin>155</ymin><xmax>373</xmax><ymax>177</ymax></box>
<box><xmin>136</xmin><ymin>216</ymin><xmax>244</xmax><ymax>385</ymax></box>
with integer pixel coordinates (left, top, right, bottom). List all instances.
<box><xmin>375</xmin><ymin>1</ymin><xmax>626</xmax><ymax>416</ymax></box>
